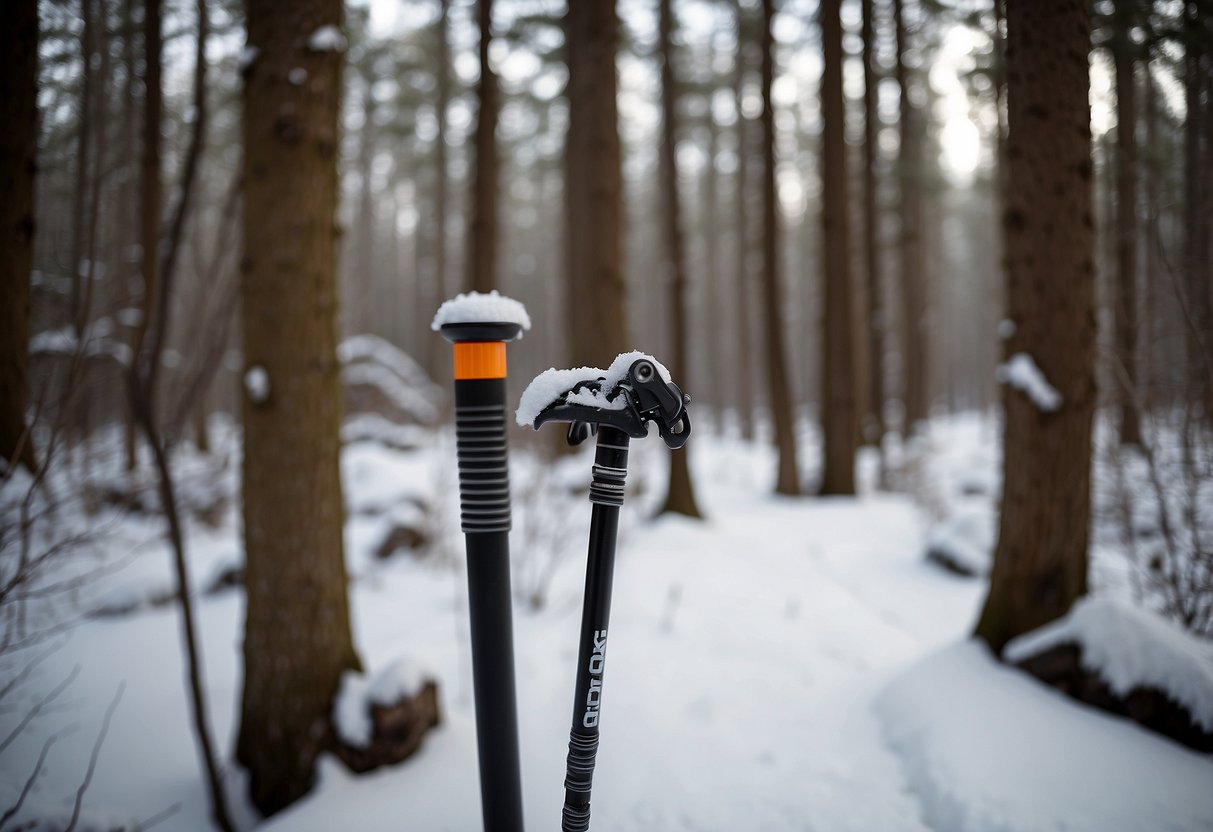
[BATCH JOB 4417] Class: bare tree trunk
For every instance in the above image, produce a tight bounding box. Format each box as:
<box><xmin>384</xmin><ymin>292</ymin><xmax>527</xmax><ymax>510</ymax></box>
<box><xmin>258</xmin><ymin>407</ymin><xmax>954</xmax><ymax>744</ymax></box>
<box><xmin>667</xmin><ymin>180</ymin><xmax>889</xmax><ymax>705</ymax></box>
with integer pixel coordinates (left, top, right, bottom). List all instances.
<box><xmin>894</xmin><ymin>0</ymin><xmax>929</xmax><ymax>433</ymax></box>
<box><xmin>126</xmin><ymin>4</ymin><xmax>235</xmax><ymax>830</ymax></box>
<box><xmin>703</xmin><ymin>111</ymin><xmax>722</xmax><ymax>412</ymax></box>
<box><xmin>1184</xmin><ymin>1</ymin><xmax>1212</xmax><ymax>419</ymax></box>
<box><xmin>69</xmin><ymin>0</ymin><xmax>95</xmax><ymax>338</ymax></box>
<box><xmin>121</xmin><ymin>0</ymin><xmax>140</xmax><ymax>471</ymax></box>
<box><xmin>127</xmin><ymin>0</ymin><xmax>164</xmax><ymax>472</ymax></box>
<box><xmin>237</xmin><ymin>0</ymin><xmax>362</xmax><ymax>815</ymax></box>
<box><xmin>1113</xmin><ymin>16</ymin><xmax>1141</xmax><ymax>445</ymax></box>
<box><xmin>1143</xmin><ymin>65</ymin><xmax>1159</xmax><ymax>412</ymax></box>
<box><xmin>0</xmin><ymin>0</ymin><xmax>39</xmax><ymax>474</ymax></box>
<box><xmin>658</xmin><ymin>0</ymin><xmax>702</xmax><ymax>518</ymax></box>
<box><xmin>975</xmin><ymin>0</ymin><xmax>1095</xmax><ymax>653</ymax></box>
<box><xmin>422</xmin><ymin>0</ymin><xmax>450</xmax><ymax>374</ymax></box>
<box><xmin>733</xmin><ymin>5</ymin><xmax>754</xmax><ymax>440</ymax></box>
<box><xmin>861</xmin><ymin>0</ymin><xmax>885</xmax><ymax>448</ymax></box>
<box><xmin>468</xmin><ymin>0</ymin><xmax>499</xmax><ymax>294</ymax></box>
<box><xmin>760</xmin><ymin>0</ymin><xmax>800</xmax><ymax>496</ymax></box>
<box><xmin>564</xmin><ymin>0</ymin><xmax>627</xmax><ymax>367</ymax></box>
<box><xmin>819</xmin><ymin>0</ymin><xmax>858</xmax><ymax>496</ymax></box>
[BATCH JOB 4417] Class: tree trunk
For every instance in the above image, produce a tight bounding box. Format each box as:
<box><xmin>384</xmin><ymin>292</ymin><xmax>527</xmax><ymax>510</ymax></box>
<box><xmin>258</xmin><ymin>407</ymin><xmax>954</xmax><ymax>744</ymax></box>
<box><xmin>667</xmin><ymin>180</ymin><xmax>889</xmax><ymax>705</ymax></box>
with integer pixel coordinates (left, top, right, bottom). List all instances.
<box><xmin>1184</xmin><ymin>2</ymin><xmax>1212</xmax><ymax>419</ymax></box>
<box><xmin>1113</xmin><ymin>17</ymin><xmax>1141</xmax><ymax>445</ymax></box>
<box><xmin>658</xmin><ymin>0</ymin><xmax>702</xmax><ymax>519</ymax></box>
<box><xmin>70</xmin><ymin>0</ymin><xmax>95</xmax><ymax>338</ymax></box>
<box><xmin>861</xmin><ymin>0</ymin><xmax>885</xmax><ymax>448</ymax></box>
<box><xmin>422</xmin><ymin>0</ymin><xmax>451</xmax><ymax>375</ymax></box>
<box><xmin>121</xmin><ymin>0</ymin><xmax>140</xmax><ymax>471</ymax></box>
<box><xmin>1143</xmin><ymin>65</ymin><xmax>1159</xmax><ymax>412</ymax></box>
<box><xmin>975</xmin><ymin>0</ymin><xmax>1095</xmax><ymax>654</ymax></box>
<box><xmin>760</xmin><ymin>0</ymin><xmax>800</xmax><ymax>496</ymax></box>
<box><xmin>703</xmin><ymin>110</ymin><xmax>721</xmax><ymax>412</ymax></box>
<box><xmin>733</xmin><ymin>5</ymin><xmax>754</xmax><ymax>440</ymax></box>
<box><xmin>0</xmin><ymin>0</ymin><xmax>39</xmax><ymax>473</ymax></box>
<box><xmin>564</xmin><ymin>0</ymin><xmax>627</xmax><ymax>367</ymax></box>
<box><xmin>468</xmin><ymin>0</ymin><xmax>499</xmax><ymax>294</ymax></box>
<box><xmin>237</xmin><ymin>0</ymin><xmax>362</xmax><ymax>815</ymax></box>
<box><xmin>819</xmin><ymin>0</ymin><xmax>859</xmax><ymax>496</ymax></box>
<box><xmin>894</xmin><ymin>0</ymin><xmax>929</xmax><ymax>433</ymax></box>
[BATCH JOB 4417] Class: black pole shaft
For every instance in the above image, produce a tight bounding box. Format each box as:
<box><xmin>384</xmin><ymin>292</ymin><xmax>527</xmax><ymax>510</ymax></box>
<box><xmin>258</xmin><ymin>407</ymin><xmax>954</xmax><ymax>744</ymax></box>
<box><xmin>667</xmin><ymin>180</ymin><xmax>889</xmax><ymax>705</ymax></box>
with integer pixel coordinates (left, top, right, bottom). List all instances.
<box><xmin>454</xmin><ymin>376</ymin><xmax>525</xmax><ymax>832</ymax></box>
<box><xmin>562</xmin><ymin>427</ymin><xmax>630</xmax><ymax>832</ymax></box>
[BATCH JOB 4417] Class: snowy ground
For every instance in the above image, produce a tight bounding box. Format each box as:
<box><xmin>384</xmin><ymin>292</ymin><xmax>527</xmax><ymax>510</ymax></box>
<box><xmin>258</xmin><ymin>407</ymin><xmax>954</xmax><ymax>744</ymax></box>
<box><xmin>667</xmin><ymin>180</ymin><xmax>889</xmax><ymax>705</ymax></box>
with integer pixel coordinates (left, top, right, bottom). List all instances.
<box><xmin>3</xmin><ymin>414</ymin><xmax>1212</xmax><ymax>831</ymax></box>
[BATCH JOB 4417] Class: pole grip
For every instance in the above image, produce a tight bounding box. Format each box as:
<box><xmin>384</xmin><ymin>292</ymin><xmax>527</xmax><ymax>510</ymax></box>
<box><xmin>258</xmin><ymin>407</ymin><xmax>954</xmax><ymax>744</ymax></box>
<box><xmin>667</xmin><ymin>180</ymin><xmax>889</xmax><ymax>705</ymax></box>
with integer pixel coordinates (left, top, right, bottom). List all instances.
<box><xmin>454</xmin><ymin>376</ymin><xmax>512</xmax><ymax>534</ymax></box>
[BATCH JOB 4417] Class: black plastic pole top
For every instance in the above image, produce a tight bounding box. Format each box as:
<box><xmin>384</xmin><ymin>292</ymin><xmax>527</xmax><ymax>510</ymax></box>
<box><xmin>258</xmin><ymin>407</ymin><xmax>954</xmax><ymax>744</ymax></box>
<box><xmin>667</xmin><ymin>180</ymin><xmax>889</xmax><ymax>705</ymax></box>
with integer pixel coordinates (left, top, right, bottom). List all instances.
<box><xmin>441</xmin><ymin>321</ymin><xmax>525</xmax><ymax>832</ymax></box>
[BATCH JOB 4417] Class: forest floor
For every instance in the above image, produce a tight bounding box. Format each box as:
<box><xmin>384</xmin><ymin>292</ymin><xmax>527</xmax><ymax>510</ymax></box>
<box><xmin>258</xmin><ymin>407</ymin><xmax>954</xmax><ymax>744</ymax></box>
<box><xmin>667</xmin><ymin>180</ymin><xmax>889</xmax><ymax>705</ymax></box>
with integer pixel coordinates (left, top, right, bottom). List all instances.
<box><xmin>3</xmin><ymin>414</ymin><xmax>1212</xmax><ymax>831</ymax></box>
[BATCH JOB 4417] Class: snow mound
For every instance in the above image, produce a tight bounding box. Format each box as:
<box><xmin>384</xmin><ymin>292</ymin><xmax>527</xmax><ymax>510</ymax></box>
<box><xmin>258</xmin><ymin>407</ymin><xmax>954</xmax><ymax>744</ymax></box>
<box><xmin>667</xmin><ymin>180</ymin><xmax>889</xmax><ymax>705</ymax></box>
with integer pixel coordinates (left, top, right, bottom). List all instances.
<box><xmin>430</xmin><ymin>290</ymin><xmax>531</xmax><ymax>332</ymax></box>
<box><xmin>334</xmin><ymin>658</ymin><xmax>429</xmax><ymax>748</ymax></box>
<box><xmin>924</xmin><ymin>502</ymin><xmax>995</xmax><ymax>577</ymax></box>
<box><xmin>1005</xmin><ymin>597</ymin><xmax>1213</xmax><ymax>731</ymax></box>
<box><xmin>339</xmin><ymin>334</ymin><xmax>442</xmax><ymax>424</ymax></box>
<box><xmin>877</xmin><ymin>641</ymin><xmax>1213</xmax><ymax>832</ymax></box>
<box><xmin>997</xmin><ymin>352</ymin><xmax>1061</xmax><ymax>412</ymax></box>
<box><xmin>515</xmin><ymin>351</ymin><xmax>671</xmax><ymax>427</ymax></box>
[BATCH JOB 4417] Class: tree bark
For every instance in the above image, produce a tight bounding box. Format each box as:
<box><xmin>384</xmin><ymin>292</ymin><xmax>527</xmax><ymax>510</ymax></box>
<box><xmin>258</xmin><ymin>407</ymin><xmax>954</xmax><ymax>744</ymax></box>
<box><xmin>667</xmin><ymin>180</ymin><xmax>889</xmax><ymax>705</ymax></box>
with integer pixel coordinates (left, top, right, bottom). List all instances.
<box><xmin>820</xmin><ymin>0</ymin><xmax>859</xmax><ymax>496</ymax></box>
<box><xmin>703</xmin><ymin>110</ymin><xmax>722</xmax><ymax>411</ymax></box>
<box><xmin>237</xmin><ymin>0</ymin><xmax>362</xmax><ymax>815</ymax></box>
<box><xmin>975</xmin><ymin>0</ymin><xmax>1095</xmax><ymax>653</ymax></box>
<box><xmin>1183</xmin><ymin>2</ymin><xmax>1212</xmax><ymax>419</ymax></box>
<box><xmin>658</xmin><ymin>0</ymin><xmax>702</xmax><ymax>518</ymax></box>
<box><xmin>733</xmin><ymin>4</ymin><xmax>754</xmax><ymax>440</ymax></box>
<box><xmin>0</xmin><ymin>0</ymin><xmax>39</xmax><ymax>473</ymax></box>
<box><xmin>760</xmin><ymin>0</ymin><xmax>800</xmax><ymax>496</ymax></box>
<box><xmin>468</xmin><ymin>0</ymin><xmax>499</xmax><ymax>294</ymax></box>
<box><xmin>861</xmin><ymin>0</ymin><xmax>885</xmax><ymax>447</ymax></box>
<box><xmin>69</xmin><ymin>0</ymin><xmax>95</xmax><ymax>338</ymax></box>
<box><xmin>1112</xmin><ymin>14</ymin><xmax>1141</xmax><ymax>445</ymax></box>
<box><xmin>564</xmin><ymin>0</ymin><xmax>628</xmax><ymax>367</ymax></box>
<box><xmin>894</xmin><ymin>0</ymin><xmax>929</xmax><ymax>433</ymax></box>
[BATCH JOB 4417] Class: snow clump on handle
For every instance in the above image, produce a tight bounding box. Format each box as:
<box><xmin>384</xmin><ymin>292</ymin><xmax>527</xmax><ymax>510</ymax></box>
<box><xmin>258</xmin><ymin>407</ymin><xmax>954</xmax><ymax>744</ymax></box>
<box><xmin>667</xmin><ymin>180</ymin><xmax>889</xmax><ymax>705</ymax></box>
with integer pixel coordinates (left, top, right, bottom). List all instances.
<box><xmin>517</xmin><ymin>366</ymin><xmax>605</xmax><ymax>427</ymax></box>
<box><xmin>996</xmin><ymin>352</ymin><xmax>1061</xmax><ymax>412</ymax></box>
<box><xmin>515</xmin><ymin>351</ymin><xmax>672</xmax><ymax>427</ymax></box>
<box><xmin>430</xmin><ymin>290</ymin><xmax>532</xmax><ymax>333</ymax></box>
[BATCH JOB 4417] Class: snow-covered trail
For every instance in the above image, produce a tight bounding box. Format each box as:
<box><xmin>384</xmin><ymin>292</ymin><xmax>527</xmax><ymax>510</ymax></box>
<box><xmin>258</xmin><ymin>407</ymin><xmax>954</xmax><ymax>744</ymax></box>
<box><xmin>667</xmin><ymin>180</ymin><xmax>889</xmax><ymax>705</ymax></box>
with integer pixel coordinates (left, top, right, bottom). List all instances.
<box><xmin>5</xmin><ymin>421</ymin><xmax>1212</xmax><ymax>831</ymax></box>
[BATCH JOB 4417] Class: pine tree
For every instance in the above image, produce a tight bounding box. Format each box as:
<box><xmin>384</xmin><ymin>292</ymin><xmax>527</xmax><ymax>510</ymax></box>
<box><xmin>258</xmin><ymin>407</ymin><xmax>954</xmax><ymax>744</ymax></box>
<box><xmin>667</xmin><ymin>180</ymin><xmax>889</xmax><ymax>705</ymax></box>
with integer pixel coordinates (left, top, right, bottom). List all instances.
<box><xmin>236</xmin><ymin>0</ymin><xmax>362</xmax><ymax>814</ymax></box>
<box><xmin>976</xmin><ymin>0</ymin><xmax>1096</xmax><ymax>653</ymax></box>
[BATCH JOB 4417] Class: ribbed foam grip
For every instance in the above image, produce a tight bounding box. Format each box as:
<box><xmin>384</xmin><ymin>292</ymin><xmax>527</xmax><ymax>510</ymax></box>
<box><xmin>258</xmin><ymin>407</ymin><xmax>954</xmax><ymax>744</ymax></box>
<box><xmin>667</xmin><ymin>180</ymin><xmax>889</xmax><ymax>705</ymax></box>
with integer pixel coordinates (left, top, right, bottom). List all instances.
<box><xmin>455</xmin><ymin>399</ymin><xmax>511</xmax><ymax>533</ymax></box>
<box><xmin>562</xmin><ymin>731</ymin><xmax>600</xmax><ymax>832</ymax></box>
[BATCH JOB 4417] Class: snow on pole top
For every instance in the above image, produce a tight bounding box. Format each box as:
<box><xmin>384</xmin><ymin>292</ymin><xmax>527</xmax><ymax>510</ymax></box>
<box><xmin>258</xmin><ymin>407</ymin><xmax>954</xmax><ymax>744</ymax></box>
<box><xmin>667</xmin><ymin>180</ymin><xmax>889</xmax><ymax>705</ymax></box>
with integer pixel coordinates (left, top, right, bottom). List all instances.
<box><xmin>515</xmin><ymin>350</ymin><xmax>672</xmax><ymax>427</ymax></box>
<box><xmin>430</xmin><ymin>290</ymin><xmax>532</xmax><ymax>333</ymax></box>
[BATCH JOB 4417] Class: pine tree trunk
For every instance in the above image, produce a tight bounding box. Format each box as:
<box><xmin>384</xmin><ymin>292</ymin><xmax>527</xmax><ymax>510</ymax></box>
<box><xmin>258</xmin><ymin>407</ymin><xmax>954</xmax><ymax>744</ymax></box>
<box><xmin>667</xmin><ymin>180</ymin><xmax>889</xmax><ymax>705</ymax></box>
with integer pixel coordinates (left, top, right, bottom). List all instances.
<box><xmin>733</xmin><ymin>9</ymin><xmax>754</xmax><ymax>440</ymax></box>
<box><xmin>1113</xmin><ymin>21</ymin><xmax>1141</xmax><ymax>445</ymax></box>
<box><xmin>658</xmin><ymin>0</ymin><xmax>702</xmax><ymax>519</ymax></box>
<box><xmin>237</xmin><ymin>0</ymin><xmax>362</xmax><ymax>815</ymax></box>
<box><xmin>0</xmin><ymin>0</ymin><xmax>39</xmax><ymax>473</ymax></box>
<box><xmin>861</xmin><ymin>0</ymin><xmax>885</xmax><ymax>447</ymax></box>
<box><xmin>468</xmin><ymin>0</ymin><xmax>499</xmax><ymax>294</ymax></box>
<box><xmin>70</xmin><ymin>0</ymin><xmax>94</xmax><ymax>338</ymax></box>
<box><xmin>975</xmin><ymin>0</ymin><xmax>1095</xmax><ymax>654</ymax></box>
<box><xmin>1143</xmin><ymin>67</ymin><xmax>1159</xmax><ymax>412</ymax></box>
<box><xmin>819</xmin><ymin>0</ymin><xmax>858</xmax><ymax>496</ymax></box>
<box><xmin>894</xmin><ymin>0</ymin><xmax>929</xmax><ymax>433</ymax></box>
<box><xmin>564</xmin><ymin>0</ymin><xmax>627</xmax><ymax>367</ymax></box>
<box><xmin>760</xmin><ymin>0</ymin><xmax>800</xmax><ymax>496</ymax></box>
<box><xmin>703</xmin><ymin>113</ymin><xmax>721</xmax><ymax>412</ymax></box>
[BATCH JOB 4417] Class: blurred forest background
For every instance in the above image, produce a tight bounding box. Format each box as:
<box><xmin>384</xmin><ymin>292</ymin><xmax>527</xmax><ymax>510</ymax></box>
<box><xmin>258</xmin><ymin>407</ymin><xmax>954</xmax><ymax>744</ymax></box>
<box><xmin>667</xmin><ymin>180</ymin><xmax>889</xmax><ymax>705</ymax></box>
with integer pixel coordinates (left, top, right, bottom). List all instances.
<box><xmin>2</xmin><ymin>0</ymin><xmax>1212</xmax><ymax>827</ymax></box>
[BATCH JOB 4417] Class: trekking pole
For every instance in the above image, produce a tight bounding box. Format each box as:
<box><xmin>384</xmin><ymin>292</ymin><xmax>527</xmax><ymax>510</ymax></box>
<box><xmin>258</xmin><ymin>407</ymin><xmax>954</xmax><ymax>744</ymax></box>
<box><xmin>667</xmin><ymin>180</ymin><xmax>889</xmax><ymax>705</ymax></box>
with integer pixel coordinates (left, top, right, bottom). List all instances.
<box><xmin>516</xmin><ymin>352</ymin><xmax>691</xmax><ymax>832</ymax></box>
<box><xmin>433</xmin><ymin>291</ymin><xmax>530</xmax><ymax>832</ymax></box>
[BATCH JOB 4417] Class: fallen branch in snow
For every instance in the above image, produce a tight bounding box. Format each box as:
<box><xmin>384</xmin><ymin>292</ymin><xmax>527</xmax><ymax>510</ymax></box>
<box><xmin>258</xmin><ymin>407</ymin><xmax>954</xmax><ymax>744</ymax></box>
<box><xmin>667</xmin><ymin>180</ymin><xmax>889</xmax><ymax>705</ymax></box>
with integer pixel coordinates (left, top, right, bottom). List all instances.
<box><xmin>1006</xmin><ymin>597</ymin><xmax>1213</xmax><ymax>751</ymax></box>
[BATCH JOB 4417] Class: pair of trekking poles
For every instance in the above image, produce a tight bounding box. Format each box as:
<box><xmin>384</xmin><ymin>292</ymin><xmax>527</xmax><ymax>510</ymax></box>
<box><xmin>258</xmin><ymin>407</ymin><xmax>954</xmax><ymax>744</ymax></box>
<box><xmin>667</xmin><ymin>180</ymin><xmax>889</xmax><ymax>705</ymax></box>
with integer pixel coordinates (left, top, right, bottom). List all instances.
<box><xmin>435</xmin><ymin>292</ymin><xmax>691</xmax><ymax>832</ymax></box>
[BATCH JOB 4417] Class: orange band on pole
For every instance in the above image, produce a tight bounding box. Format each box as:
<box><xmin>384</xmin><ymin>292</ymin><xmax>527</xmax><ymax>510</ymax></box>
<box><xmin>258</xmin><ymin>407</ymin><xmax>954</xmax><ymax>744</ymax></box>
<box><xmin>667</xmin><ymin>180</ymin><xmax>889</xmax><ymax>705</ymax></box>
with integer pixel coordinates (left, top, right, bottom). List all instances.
<box><xmin>453</xmin><ymin>341</ymin><xmax>507</xmax><ymax>380</ymax></box>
